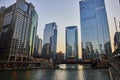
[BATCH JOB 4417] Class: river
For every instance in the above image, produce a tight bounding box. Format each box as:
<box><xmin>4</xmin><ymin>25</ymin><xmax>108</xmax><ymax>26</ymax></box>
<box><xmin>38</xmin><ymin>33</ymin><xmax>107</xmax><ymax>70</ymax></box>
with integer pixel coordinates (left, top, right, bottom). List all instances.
<box><xmin>0</xmin><ymin>64</ymin><xmax>111</xmax><ymax>80</ymax></box>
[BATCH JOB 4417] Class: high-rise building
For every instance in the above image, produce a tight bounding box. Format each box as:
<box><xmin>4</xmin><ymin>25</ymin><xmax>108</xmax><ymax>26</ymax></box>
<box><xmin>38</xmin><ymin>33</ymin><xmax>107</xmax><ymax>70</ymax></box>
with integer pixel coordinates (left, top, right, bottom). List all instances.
<box><xmin>38</xmin><ymin>38</ymin><xmax>42</xmax><ymax>56</ymax></box>
<box><xmin>56</xmin><ymin>51</ymin><xmax>64</xmax><ymax>61</ymax></box>
<box><xmin>66</xmin><ymin>26</ymin><xmax>78</xmax><ymax>61</ymax></box>
<box><xmin>42</xmin><ymin>22</ymin><xmax>57</xmax><ymax>59</ymax></box>
<box><xmin>34</xmin><ymin>35</ymin><xmax>42</xmax><ymax>56</ymax></box>
<box><xmin>0</xmin><ymin>0</ymin><xmax>38</xmax><ymax>61</ymax></box>
<box><xmin>80</xmin><ymin>0</ymin><xmax>112</xmax><ymax>60</ymax></box>
<box><xmin>34</xmin><ymin>35</ymin><xmax>39</xmax><ymax>56</ymax></box>
<box><xmin>114</xmin><ymin>32</ymin><xmax>120</xmax><ymax>50</ymax></box>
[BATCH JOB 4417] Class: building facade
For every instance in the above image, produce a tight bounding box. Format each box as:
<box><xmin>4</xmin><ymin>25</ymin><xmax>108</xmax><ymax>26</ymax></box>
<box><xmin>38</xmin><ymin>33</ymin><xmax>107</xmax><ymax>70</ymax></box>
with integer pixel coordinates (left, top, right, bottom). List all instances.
<box><xmin>38</xmin><ymin>38</ymin><xmax>42</xmax><ymax>56</ymax></box>
<box><xmin>0</xmin><ymin>0</ymin><xmax>38</xmax><ymax>61</ymax></box>
<box><xmin>114</xmin><ymin>32</ymin><xmax>120</xmax><ymax>51</ymax></box>
<box><xmin>56</xmin><ymin>51</ymin><xmax>64</xmax><ymax>61</ymax></box>
<box><xmin>34</xmin><ymin>35</ymin><xmax>39</xmax><ymax>56</ymax></box>
<box><xmin>66</xmin><ymin>26</ymin><xmax>78</xmax><ymax>61</ymax></box>
<box><xmin>80</xmin><ymin>0</ymin><xmax>112</xmax><ymax>60</ymax></box>
<box><xmin>34</xmin><ymin>35</ymin><xmax>42</xmax><ymax>56</ymax></box>
<box><xmin>42</xmin><ymin>22</ymin><xmax>57</xmax><ymax>59</ymax></box>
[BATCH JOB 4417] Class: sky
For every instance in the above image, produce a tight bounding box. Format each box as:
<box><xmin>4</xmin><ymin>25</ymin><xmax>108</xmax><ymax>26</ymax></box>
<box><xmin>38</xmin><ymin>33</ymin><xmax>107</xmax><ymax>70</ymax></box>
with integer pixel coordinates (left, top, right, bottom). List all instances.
<box><xmin>0</xmin><ymin>0</ymin><xmax>120</xmax><ymax>58</ymax></box>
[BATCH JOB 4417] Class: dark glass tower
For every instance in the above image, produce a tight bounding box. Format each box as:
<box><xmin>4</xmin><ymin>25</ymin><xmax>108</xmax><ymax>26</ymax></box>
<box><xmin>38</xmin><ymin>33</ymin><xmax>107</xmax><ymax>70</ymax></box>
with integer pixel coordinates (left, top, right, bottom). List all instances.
<box><xmin>80</xmin><ymin>0</ymin><xmax>112</xmax><ymax>60</ymax></box>
<box><xmin>66</xmin><ymin>26</ymin><xmax>78</xmax><ymax>61</ymax></box>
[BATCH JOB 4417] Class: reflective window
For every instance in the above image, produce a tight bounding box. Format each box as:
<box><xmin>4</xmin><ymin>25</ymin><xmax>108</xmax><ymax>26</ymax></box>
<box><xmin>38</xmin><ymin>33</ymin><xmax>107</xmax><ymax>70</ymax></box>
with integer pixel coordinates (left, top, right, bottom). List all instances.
<box><xmin>29</xmin><ymin>10</ymin><xmax>38</xmax><ymax>55</ymax></box>
<box><xmin>66</xmin><ymin>26</ymin><xmax>78</xmax><ymax>60</ymax></box>
<box><xmin>42</xmin><ymin>22</ymin><xmax>57</xmax><ymax>59</ymax></box>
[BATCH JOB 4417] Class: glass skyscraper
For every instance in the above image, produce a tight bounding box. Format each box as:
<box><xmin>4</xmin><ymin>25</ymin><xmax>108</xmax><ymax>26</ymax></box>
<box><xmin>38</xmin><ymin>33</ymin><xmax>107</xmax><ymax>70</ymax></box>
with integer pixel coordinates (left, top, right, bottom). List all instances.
<box><xmin>42</xmin><ymin>22</ymin><xmax>57</xmax><ymax>59</ymax></box>
<box><xmin>80</xmin><ymin>0</ymin><xmax>112</xmax><ymax>60</ymax></box>
<box><xmin>0</xmin><ymin>0</ymin><xmax>38</xmax><ymax>60</ymax></box>
<box><xmin>66</xmin><ymin>26</ymin><xmax>78</xmax><ymax>61</ymax></box>
<box><xmin>34</xmin><ymin>35</ymin><xmax>42</xmax><ymax>56</ymax></box>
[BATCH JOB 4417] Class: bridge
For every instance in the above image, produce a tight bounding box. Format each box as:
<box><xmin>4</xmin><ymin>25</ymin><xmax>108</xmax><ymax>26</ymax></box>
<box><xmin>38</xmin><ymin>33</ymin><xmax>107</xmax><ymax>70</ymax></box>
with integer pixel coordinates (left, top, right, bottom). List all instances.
<box><xmin>55</xmin><ymin>59</ymin><xmax>110</xmax><ymax>69</ymax></box>
<box><xmin>0</xmin><ymin>60</ymin><xmax>43</xmax><ymax>70</ymax></box>
<box><xmin>109</xmin><ymin>53</ymin><xmax>120</xmax><ymax>80</ymax></box>
<box><xmin>0</xmin><ymin>61</ymin><xmax>42</xmax><ymax>64</ymax></box>
<box><xmin>55</xmin><ymin>60</ymin><xmax>94</xmax><ymax>64</ymax></box>
<box><xmin>0</xmin><ymin>59</ymin><xmax>109</xmax><ymax>70</ymax></box>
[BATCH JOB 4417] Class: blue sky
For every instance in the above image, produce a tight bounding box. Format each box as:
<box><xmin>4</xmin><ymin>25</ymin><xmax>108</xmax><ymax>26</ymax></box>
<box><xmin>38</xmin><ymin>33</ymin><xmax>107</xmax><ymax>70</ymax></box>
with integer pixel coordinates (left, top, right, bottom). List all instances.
<box><xmin>0</xmin><ymin>0</ymin><xmax>120</xmax><ymax>58</ymax></box>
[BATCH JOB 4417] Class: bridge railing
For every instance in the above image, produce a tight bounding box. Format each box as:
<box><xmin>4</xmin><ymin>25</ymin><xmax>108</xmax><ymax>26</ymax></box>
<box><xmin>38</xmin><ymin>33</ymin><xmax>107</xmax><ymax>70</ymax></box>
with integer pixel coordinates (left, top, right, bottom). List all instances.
<box><xmin>109</xmin><ymin>53</ymin><xmax>120</xmax><ymax>80</ymax></box>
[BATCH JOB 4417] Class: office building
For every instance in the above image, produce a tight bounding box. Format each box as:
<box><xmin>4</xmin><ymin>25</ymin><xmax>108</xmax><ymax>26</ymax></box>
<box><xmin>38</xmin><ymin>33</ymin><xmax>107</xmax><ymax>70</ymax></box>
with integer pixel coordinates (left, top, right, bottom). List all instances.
<box><xmin>56</xmin><ymin>51</ymin><xmax>64</xmax><ymax>61</ymax></box>
<box><xmin>0</xmin><ymin>0</ymin><xmax>38</xmax><ymax>61</ymax></box>
<box><xmin>42</xmin><ymin>22</ymin><xmax>57</xmax><ymax>59</ymax></box>
<box><xmin>34</xmin><ymin>35</ymin><xmax>42</xmax><ymax>56</ymax></box>
<box><xmin>38</xmin><ymin>38</ymin><xmax>42</xmax><ymax>56</ymax></box>
<box><xmin>114</xmin><ymin>32</ymin><xmax>120</xmax><ymax>50</ymax></box>
<box><xmin>34</xmin><ymin>35</ymin><xmax>39</xmax><ymax>56</ymax></box>
<box><xmin>80</xmin><ymin>0</ymin><xmax>112</xmax><ymax>60</ymax></box>
<box><xmin>66</xmin><ymin>26</ymin><xmax>78</xmax><ymax>61</ymax></box>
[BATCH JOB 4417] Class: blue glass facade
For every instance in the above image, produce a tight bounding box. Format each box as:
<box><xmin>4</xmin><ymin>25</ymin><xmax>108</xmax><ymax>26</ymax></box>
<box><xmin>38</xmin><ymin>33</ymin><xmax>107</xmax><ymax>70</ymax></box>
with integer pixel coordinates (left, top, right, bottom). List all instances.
<box><xmin>80</xmin><ymin>0</ymin><xmax>112</xmax><ymax>60</ymax></box>
<box><xmin>42</xmin><ymin>22</ymin><xmax>57</xmax><ymax>59</ymax></box>
<box><xmin>66</xmin><ymin>26</ymin><xmax>78</xmax><ymax>61</ymax></box>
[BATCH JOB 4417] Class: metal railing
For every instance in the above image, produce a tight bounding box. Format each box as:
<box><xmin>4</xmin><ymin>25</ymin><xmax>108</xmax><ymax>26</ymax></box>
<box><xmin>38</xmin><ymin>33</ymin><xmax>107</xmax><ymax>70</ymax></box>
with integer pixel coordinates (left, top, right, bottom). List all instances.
<box><xmin>109</xmin><ymin>53</ymin><xmax>120</xmax><ymax>80</ymax></box>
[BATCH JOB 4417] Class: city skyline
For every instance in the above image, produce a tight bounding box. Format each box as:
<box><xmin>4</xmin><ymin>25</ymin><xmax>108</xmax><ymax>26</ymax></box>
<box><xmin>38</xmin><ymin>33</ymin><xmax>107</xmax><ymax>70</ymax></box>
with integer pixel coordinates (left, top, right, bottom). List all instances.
<box><xmin>0</xmin><ymin>0</ymin><xmax>120</xmax><ymax>58</ymax></box>
<box><xmin>0</xmin><ymin>1</ymin><xmax>119</xmax><ymax>79</ymax></box>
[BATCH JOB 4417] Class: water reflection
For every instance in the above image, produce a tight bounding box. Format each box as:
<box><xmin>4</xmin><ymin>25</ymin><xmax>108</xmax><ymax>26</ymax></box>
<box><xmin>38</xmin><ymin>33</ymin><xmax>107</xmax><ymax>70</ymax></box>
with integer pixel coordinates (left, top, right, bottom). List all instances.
<box><xmin>59</xmin><ymin>64</ymin><xmax>86</xmax><ymax>80</ymax></box>
<box><xmin>12</xmin><ymin>71</ymin><xmax>17</xmax><ymax>80</ymax></box>
<box><xmin>0</xmin><ymin>65</ymin><xmax>111</xmax><ymax>80</ymax></box>
<box><xmin>25</xmin><ymin>70</ymin><xmax>30</xmax><ymax>80</ymax></box>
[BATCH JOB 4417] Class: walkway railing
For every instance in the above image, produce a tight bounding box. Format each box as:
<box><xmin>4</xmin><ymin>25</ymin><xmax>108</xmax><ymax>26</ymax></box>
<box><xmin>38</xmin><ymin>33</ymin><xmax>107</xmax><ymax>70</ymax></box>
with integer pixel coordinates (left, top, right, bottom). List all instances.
<box><xmin>109</xmin><ymin>53</ymin><xmax>120</xmax><ymax>80</ymax></box>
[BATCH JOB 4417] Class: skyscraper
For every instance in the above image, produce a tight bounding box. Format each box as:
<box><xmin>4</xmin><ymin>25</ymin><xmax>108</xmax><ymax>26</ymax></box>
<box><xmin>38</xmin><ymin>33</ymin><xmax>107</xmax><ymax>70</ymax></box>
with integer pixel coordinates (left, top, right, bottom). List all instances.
<box><xmin>114</xmin><ymin>32</ymin><xmax>120</xmax><ymax>50</ymax></box>
<box><xmin>42</xmin><ymin>22</ymin><xmax>57</xmax><ymax>59</ymax></box>
<box><xmin>38</xmin><ymin>38</ymin><xmax>42</xmax><ymax>56</ymax></box>
<box><xmin>34</xmin><ymin>35</ymin><xmax>39</xmax><ymax>56</ymax></box>
<box><xmin>34</xmin><ymin>36</ymin><xmax>42</xmax><ymax>56</ymax></box>
<box><xmin>0</xmin><ymin>0</ymin><xmax>38</xmax><ymax>61</ymax></box>
<box><xmin>80</xmin><ymin>0</ymin><xmax>112</xmax><ymax>60</ymax></box>
<box><xmin>66</xmin><ymin>26</ymin><xmax>78</xmax><ymax>61</ymax></box>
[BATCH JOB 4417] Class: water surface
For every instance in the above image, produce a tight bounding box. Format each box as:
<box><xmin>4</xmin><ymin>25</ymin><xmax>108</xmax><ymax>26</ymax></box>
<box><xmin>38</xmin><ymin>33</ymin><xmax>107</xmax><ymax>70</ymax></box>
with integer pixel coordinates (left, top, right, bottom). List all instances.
<box><xmin>0</xmin><ymin>64</ymin><xmax>111</xmax><ymax>80</ymax></box>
